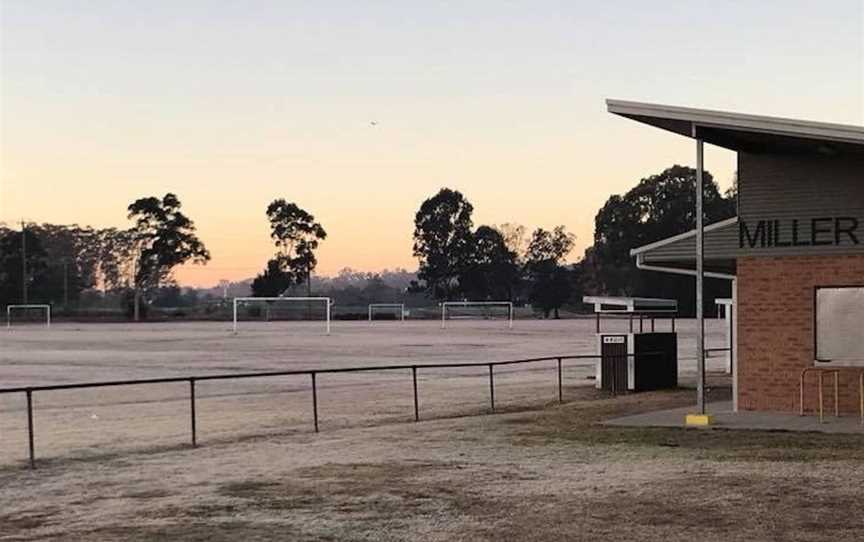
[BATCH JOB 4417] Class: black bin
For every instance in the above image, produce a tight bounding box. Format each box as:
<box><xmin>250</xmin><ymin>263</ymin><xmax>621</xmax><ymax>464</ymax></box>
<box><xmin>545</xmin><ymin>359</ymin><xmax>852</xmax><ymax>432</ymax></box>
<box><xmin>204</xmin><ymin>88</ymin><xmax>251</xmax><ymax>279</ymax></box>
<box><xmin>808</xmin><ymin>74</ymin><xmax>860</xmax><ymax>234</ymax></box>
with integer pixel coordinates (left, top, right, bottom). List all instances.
<box><xmin>599</xmin><ymin>332</ymin><xmax>677</xmax><ymax>392</ymax></box>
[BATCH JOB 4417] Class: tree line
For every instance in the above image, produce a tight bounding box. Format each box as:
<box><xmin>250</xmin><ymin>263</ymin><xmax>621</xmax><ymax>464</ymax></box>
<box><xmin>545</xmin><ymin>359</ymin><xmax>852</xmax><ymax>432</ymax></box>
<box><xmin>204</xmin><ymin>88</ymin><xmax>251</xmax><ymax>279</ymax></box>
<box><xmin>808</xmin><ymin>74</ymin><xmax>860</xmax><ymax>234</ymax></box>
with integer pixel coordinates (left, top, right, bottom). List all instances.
<box><xmin>411</xmin><ymin>188</ymin><xmax>577</xmax><ymax>317</ymax></box>
<box><xmin>406</xmin><ymin>164</ymin><xmax>736</xmax><ymax>317</ymax></box>
<box><xmin>0</xmin><ymin>163</ymin><xmax>736</xmax><ymax>319</ymax></box>
<box><xmin>0</xmin><ymin>194</ymin><xmax>209</xmax><ymax>319</ymax></box>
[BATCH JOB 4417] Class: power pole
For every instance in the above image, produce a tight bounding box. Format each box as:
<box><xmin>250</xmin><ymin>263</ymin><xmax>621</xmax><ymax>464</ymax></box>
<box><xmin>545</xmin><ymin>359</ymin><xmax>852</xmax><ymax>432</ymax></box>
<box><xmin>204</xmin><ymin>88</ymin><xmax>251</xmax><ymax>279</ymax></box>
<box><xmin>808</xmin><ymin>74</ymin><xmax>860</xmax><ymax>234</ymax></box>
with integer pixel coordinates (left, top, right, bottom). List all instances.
<box><xmin>21</xmin><ymin>220</ymin><xmax>28</xmax><ymax>304</ymax></box>
<box><xmin>63</xmin><ymin>260</ymin><xmax>69</xmax><ymax>308</ymax></box>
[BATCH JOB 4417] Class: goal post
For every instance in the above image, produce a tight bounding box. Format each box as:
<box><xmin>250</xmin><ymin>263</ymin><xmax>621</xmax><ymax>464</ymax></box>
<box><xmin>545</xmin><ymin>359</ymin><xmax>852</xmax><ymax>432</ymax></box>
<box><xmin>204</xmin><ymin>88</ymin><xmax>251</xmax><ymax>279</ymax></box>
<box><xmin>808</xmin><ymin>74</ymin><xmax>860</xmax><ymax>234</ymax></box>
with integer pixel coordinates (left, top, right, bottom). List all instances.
<box><xmin>232</xmin><ymin>297</ymin><xmax>331</xmax><ymax>334</ymax></box>
<box><xmin>6</xmin><ymin>304</ymin><xmax>51</xmax><ymax>328</ymax></box>
<box><xmin>441</xmin><ymin>301</ymin><xmax>513</xmax><ymax>329</ymax></box>
<box><xmin>368</xmin><ymin>303</ymin><xmax>405</xmax><ymax>323</ymax></box>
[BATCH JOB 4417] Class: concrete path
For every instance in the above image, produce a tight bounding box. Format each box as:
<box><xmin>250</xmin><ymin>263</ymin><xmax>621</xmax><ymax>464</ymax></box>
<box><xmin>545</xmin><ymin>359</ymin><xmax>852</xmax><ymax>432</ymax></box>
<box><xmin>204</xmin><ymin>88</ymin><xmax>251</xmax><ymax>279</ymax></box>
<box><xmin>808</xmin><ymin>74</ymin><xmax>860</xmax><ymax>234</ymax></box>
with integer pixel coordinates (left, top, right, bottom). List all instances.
<box><xmin>606</xmin><ymin>401</ymin><xmax>864</xmax><ymax>434</ymax></box>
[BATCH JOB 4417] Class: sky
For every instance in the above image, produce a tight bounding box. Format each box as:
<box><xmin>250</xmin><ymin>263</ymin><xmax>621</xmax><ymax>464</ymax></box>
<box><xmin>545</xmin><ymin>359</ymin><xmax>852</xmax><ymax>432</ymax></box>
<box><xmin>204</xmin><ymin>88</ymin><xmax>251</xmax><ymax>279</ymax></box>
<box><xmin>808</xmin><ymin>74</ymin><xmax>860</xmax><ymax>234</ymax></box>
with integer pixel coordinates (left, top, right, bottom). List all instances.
<box><xmin>1</xmin><ymin>0</ymin><xmax>862</xmax><ymax>287</ymax></box>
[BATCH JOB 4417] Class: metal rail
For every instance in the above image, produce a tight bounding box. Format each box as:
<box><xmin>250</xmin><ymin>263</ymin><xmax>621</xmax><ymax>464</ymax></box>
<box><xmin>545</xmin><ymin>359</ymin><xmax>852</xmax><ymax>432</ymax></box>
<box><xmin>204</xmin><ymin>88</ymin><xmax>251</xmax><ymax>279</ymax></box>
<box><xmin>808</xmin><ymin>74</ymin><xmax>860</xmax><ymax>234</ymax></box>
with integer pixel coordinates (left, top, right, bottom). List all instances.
<box><xmin>799</xmin><ymin>367</ymin><xmax>849</xmax><ymax>423</ymax></box>
<box><xmin>0</xmin><ymin>353</ymin><xmax>660</xmax><ymax>469</ymax></box>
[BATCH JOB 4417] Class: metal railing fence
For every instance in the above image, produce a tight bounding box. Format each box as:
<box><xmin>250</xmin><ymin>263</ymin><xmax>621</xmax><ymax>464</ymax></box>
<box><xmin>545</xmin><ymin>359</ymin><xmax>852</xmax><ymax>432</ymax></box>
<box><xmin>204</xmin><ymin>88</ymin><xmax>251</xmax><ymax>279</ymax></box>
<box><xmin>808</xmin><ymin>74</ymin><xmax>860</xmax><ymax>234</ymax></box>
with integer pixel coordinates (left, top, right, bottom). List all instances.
<box><xmin>0</xmin><ymin>353</ymin><xmax>658</xmax><ymax>469</ymax></box>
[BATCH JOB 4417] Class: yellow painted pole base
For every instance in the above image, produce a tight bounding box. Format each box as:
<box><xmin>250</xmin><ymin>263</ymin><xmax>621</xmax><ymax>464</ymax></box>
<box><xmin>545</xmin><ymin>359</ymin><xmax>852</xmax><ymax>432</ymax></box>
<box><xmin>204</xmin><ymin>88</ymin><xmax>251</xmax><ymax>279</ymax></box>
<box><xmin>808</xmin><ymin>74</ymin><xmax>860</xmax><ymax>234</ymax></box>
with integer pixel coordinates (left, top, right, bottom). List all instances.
<box><xmin>685</xmin><ymin>414</ymin><xmax>714</xmax><ymax>426</ymax></box>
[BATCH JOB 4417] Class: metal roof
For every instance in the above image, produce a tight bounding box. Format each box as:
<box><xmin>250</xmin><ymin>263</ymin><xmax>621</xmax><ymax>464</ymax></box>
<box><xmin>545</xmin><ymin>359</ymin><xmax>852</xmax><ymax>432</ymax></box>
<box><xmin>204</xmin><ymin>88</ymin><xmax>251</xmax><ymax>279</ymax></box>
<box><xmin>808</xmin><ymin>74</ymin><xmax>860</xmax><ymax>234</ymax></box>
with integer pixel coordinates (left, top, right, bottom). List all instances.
<box><xmin>582</xmin><ymin>296</ymin><xmax>678</xmax><ymax>313</ymax></box>
<box><xmin>629</xmin><ymin>217</ymin><xmax>738</xmax><ymax>257</ymax></box>
<box><xmin>628</xmin><ymin>217</ymin><xmax>738</xmax><ymax>279</ymax></box>
<box><xmin>607</xmin><ymin>99</ymin><xmax>864</xmax><ymax>153</ymax></box>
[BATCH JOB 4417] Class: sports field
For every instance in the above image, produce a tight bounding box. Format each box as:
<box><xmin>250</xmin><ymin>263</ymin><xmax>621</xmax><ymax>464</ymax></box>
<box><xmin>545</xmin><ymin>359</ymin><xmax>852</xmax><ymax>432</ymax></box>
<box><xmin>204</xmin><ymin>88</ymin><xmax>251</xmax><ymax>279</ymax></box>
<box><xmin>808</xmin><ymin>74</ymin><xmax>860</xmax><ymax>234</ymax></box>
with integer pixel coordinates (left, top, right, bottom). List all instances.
<box><xmin>1</xmin><ymin>318</ymin><xmax>726</xmax><ymax>467</ymax></box>
<box><xmin>3</xmin><ymin>319</ymin><xmax>863</xmax><ymax>541</ymax></box>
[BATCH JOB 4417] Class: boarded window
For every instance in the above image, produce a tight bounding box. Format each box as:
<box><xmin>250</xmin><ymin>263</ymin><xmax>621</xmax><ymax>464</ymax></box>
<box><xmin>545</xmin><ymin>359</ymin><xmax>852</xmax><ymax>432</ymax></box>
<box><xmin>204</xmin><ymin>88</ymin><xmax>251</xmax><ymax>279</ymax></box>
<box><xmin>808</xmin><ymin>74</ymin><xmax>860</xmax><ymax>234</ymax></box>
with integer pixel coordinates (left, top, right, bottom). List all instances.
<box><xmin>815</xmin><ymin>287</ymin><xmax>864</xmax><ymax>366</ymax></box>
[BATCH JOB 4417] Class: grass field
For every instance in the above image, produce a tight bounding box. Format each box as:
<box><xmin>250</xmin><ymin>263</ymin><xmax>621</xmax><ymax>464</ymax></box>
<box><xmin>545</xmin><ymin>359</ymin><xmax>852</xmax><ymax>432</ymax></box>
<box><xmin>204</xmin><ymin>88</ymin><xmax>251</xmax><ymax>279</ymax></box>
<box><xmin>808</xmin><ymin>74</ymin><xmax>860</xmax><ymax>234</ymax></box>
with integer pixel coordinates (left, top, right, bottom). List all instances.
<box><xmin>1</xmin><ymin>318</ymin><xmax>725</xmax><ymax>466</ymax></box>
<box><xmin>3</xmin><ymin>383</ymin><xmax>864</xmax><ymax>541</ymax></box>
<box><xmin>7</xmin><ymin>318</ymin><xmax>858</xmax><ymax>541</ymax></box>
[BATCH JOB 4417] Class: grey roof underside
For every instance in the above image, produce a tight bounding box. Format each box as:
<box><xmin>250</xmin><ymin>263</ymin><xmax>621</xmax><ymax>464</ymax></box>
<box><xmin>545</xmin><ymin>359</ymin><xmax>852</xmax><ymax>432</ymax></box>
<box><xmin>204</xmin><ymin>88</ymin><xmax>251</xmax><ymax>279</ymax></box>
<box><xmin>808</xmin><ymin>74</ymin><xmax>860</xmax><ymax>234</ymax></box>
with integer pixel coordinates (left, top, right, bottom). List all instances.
<box><xmin>630</xmin><ymin>217</ymin><xmax>739</xmax><ymax>276</ymax></box>
<box><xmin>607</xmin><ymin>100</ymin><xmax>864</xmax><ymax>155</ymax></box>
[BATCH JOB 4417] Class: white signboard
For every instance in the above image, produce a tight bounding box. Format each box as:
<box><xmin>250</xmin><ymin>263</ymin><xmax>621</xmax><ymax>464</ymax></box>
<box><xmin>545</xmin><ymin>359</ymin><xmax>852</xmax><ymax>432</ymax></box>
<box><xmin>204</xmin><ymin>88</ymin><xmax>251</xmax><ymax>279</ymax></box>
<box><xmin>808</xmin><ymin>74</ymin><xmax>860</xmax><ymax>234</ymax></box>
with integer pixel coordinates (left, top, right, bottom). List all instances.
<box><xmin>815</xmin><ymin>287</ymin><xmax>864</xmax><ymax>366</ymax></box>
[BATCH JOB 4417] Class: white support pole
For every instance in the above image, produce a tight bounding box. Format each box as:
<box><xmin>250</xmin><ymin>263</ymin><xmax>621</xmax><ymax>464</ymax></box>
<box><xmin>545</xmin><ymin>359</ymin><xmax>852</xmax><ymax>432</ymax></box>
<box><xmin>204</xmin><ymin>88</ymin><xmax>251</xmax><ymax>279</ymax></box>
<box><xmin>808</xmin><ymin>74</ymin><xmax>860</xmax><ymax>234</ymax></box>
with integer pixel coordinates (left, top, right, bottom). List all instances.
<box><xmin>233</xmin><ymin>298</ymin><xmax>238</xmax><ymax>334</ymax></box>
<box><xmin>732</xmin><ymin>279</ymin><xmax>739</xmax><ymax>413</ymax></box>
<box><xmin>326</xmin><ymin>300</ymin><xmax>331</xmax><ymax>335</ymax></box>
<box><xmin>696</xmin><ymin>138</ymin><xmax>706</xmax><ymax>415</ymax></box>
<box><xmin>725</xmin><ymin>305</ymin><xmax>733</xmax><ymax>374</ymax></box>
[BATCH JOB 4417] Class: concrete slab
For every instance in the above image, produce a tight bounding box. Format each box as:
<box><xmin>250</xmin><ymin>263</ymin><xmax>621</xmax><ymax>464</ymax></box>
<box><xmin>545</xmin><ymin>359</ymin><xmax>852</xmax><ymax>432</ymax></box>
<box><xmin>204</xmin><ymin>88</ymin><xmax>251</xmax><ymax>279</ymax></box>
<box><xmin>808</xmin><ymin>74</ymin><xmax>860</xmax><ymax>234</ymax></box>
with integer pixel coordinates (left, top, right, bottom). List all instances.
<box><xmin>606</xmin><ymin>401</ymin><xmax>864</xmax><ymax>434</ymax></box>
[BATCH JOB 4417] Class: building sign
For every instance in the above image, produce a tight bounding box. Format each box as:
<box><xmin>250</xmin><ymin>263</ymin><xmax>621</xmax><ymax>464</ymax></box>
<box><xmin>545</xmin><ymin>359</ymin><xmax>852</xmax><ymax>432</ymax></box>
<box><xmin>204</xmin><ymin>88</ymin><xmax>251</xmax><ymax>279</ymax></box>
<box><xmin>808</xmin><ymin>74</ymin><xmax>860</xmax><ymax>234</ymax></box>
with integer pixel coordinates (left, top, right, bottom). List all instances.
<box><xmin>739</xmin><ymin>217</ymin><xmax>860</xmax><ymax>249</ymax></box>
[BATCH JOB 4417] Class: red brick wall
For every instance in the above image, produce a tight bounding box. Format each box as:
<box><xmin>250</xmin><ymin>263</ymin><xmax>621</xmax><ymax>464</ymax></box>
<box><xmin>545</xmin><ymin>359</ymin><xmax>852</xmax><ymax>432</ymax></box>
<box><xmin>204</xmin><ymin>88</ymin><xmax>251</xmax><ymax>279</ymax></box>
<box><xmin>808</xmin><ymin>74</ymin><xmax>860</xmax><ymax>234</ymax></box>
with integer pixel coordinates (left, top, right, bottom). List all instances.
<box><xmin>737</xmin><ymin>254</ymin><xmax>864</xmax><ymax>414</ymax></box>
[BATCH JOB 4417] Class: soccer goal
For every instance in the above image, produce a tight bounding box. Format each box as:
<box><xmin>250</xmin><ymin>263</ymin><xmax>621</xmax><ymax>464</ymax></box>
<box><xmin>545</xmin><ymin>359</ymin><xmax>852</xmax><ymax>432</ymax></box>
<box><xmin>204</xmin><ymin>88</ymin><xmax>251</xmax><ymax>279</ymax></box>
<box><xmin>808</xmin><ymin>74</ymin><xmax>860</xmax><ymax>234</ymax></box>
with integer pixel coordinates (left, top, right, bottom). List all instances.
<box><xmin>232</xmin><ymin>297</ymin><xmax>331</xmax><ymax>334</ymax></box>
<box><xmin>6</xmin><ymin>304</ymin><xmax>51</xmax><ymax>328</ymax></box>
<box><xmin>440</xmin><ymin>301</ymin><xmax>513</xmax><ymax>329</ymax></box>
<box><xmin>368</xmin><ymin>303</ymin><xmax>405</xmax><ymax>323</ymax></box>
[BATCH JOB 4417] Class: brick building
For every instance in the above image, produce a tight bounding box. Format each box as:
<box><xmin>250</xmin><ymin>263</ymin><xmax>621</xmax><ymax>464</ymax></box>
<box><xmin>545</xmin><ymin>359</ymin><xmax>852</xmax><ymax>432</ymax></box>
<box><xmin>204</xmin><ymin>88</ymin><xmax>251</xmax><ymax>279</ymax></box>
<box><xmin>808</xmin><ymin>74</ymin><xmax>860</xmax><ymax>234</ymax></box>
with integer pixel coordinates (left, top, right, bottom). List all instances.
<box><xmin>609</xmin><ymin>100</ymin><xmax>864</xmax><ymax>415</ymax></box>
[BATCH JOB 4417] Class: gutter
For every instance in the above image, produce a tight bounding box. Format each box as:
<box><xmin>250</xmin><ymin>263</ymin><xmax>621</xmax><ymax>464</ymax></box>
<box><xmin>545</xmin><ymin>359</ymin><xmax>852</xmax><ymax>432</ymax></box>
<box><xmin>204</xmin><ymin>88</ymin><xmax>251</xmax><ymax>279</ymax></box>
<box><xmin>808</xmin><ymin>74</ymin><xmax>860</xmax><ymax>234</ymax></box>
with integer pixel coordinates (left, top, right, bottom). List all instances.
<box><xmin>635</xmin><ymin>254</ymin><xmax>736</xmax><ymax>281</ymax></box>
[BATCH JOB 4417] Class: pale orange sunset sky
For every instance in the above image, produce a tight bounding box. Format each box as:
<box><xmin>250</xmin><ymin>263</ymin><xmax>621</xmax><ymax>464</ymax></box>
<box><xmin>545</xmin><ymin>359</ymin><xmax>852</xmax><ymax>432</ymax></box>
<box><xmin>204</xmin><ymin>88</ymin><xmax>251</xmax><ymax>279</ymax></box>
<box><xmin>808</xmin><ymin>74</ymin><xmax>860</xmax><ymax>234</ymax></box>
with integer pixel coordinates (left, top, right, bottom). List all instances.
<box><xmin>1</xmin><ymin>1</ymin><xmax>862</xmax><ymax>287</ymax></box>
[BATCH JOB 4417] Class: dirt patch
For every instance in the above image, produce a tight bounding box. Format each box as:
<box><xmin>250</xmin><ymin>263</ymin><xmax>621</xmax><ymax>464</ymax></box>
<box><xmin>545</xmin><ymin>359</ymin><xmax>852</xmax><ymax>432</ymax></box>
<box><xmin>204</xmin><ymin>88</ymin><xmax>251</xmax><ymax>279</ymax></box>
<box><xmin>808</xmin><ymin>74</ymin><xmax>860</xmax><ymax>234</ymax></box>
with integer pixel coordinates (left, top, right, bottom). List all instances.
<box><xmin>0</xmin><ymin>509</ymin><xmax>59</xmax><ymax>533</ymax></box>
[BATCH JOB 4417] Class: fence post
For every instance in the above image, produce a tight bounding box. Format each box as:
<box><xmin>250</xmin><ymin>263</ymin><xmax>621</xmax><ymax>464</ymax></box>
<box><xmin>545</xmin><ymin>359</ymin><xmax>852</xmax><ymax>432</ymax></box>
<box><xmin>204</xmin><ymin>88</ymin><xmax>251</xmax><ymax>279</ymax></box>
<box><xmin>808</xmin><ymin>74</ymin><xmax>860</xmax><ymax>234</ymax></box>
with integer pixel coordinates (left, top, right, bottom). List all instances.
<box><xmin>189</xmin><ymin>378</ymin><xmax>197</xmax><ymax>447</ymax></box>
<box><xmin>488</xmin><ymin>364</ymin><xmax>495</xmax><ymax>412</ymax></box>
<box><xmin>311</xmin><ymin>372</ymin><xmax>319</xmax><ymax>433</ymax></box>
<box><xmin>26</xmin><ymin>390</ymin><xmax>35</xmax><ymax>469</ymax></box>
<box><xmin>557</xmin><ymin>357</ymin><xmax>563</xmax><ymax>404</ymax></box>
<box><xmin>412</xmin><ymin>366</ymin><xmax>419</xmax><ymax>422</ymax></box>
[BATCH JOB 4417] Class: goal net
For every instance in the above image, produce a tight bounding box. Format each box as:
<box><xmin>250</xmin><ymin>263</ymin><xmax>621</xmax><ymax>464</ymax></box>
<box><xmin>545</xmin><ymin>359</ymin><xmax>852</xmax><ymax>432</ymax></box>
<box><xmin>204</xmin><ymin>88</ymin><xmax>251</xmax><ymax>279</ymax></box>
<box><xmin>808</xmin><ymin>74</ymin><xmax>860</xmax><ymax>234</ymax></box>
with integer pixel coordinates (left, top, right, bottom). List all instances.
<box><xmin>441</xmin><ymin>302</ymin><xmax>513</xmax><ymax>329</ymax></box>
<box><xmin>232</xmin><ymin>297</ymin><xmax>331</xmax><ymax>334</ymax></box>
<box><xmin>6</xmin><ymin>304</ymin><xmax>51</xmax><ymax>328</ymax></box>
<box><xmin>368</xmin><ymin>303</ymin><xmax>405</xmax><ymax>322</ymax></box>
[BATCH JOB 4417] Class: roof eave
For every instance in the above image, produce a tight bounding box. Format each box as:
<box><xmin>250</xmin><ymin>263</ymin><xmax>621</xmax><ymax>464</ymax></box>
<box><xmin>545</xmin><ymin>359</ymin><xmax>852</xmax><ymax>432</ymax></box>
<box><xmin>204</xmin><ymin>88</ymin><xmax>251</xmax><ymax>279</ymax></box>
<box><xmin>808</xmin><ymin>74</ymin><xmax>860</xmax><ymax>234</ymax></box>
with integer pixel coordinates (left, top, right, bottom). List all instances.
<box><xmin>606</xmin><ymin>99</ymin><xmax>864</xmax><ymax>148</ymax></box>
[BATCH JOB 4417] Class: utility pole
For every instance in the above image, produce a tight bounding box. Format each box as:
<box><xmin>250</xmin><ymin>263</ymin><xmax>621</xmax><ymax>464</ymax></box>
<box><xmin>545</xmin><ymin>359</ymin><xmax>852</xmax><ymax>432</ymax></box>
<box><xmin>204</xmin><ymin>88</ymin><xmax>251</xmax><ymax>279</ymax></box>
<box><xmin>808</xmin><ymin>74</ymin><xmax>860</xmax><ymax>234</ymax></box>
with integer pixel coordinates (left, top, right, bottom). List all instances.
<box><xmin>63</xmin><ymin>260</ymin><xmax>69</xmax><ymax>308</ymax></box>
<box><xmin>21</xmin><ymin>220</ymin><xmax>28</xmax><ymax>304</ymax></box>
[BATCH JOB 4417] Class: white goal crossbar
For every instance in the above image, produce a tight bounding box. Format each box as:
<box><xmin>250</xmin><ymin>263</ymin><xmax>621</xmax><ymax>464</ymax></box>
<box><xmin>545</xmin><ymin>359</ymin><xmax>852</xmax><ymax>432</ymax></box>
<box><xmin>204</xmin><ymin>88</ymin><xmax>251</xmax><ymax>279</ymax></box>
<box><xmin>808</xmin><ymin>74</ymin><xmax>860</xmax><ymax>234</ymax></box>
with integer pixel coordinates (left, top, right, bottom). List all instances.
<box><xmin>6</xmin><ymin>304</ymin><xmax>51</xmax><ymax>328</ymax></box>
<box><xmin>233</xmin><ymin>297</ymin><xmax>331</xmax><ymax>334</ymax></box>
<box><xmin>441</xmin><ymin>301</ymin><xmax>513</xmax><ymax>329</ymax></box>
<box><xmin>368</xmin><ymin>303</ymin><xmax>405</xmax><ymax>323</ymax></box>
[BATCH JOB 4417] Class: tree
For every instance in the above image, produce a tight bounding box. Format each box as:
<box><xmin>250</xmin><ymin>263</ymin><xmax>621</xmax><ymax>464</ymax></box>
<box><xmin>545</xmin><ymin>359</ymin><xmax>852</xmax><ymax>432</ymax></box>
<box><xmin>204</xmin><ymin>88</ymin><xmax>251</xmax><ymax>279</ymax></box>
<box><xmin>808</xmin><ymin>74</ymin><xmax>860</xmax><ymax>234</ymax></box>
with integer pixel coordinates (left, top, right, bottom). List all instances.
<box><xmin>251</xmin><ymin>258</ymin><xmax>293</xmax><ymax>297</ymax></box>
<box><xmin>26</xmin><ymin>224</ymin><xmax>102</xmax><ymax>307</ymax></box>
<box><xmin>0</xmin><ymin>227</ymin><xmax>48</xmax><ymax>307</ymax></box>
<box><xmin>525</xmin><ymin>226</ymin><xmax>576</xmax><ymax>318</ymax></box>
<box><xmin>525</xmin><ymin>226</ymin><xmax>576</xmax><ymax>264</ymax></box>
<box><xmin>252</xmin><ymin>200</ymin><xmax>326</xmax><ymax>297</ymax></box>
<box><xmin>460</xmin><ymin>225</ymin><xmax>520</xmax><ymax>301</ymax></box>
<box><xmin>495</xmin><ymin>223</ymin><xmax>528</xmax><ymax>263</ymax></box>
<box><xmin>412</xmin><ymin>188</ymin><xmax>474</xmax><ymax>300</ymax></box>
<box><xmin>94</xmin><ymin>227</ymin><xmax>136</xmax><ymax>292</ymax></box>
<box><xmin>587</xmin><ymin>165</ymin><xmax>736</xmax><ymax>315</ymax></box>
<box><xmin>126</xmin><ymin>193</ymin><xmax>210</xmax><ymax>320</ymax></box>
